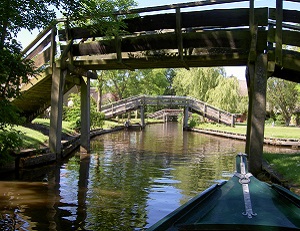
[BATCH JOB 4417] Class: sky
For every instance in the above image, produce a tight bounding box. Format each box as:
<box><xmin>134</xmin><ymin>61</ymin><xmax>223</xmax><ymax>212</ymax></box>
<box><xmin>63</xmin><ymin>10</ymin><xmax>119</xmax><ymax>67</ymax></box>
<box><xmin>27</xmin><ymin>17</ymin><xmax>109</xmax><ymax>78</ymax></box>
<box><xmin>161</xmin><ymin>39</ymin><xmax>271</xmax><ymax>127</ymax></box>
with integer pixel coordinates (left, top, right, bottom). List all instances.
<box><xmin>17</xmin><ymin>0</ymin><xmax>300</xmax><ymax>80</ymax></box>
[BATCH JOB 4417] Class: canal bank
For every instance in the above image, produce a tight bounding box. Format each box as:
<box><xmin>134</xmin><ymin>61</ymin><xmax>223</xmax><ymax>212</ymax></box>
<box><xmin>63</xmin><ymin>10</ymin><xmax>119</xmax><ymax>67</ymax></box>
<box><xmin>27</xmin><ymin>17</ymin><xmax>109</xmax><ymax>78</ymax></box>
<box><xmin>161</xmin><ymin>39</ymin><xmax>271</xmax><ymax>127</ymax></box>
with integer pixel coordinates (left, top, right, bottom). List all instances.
<box><xmin>2</xmin><ymin>123</ymin><xmax>299</xmax><ymax>194</ymax></box>
<box><xmin>191</xmin><ymin>127</ymin><xmax>300</xmax><ymax>194</ymax></box>
<box><xmin>191</xmin><ymin>128</ymin><xmax>300</xmax><ymax>148</ymax></box>
<box><xmin>1</xmin><ymin>127</ymin><xmax>123</xmax><ymax>173</ymax></box>
<box><xmin>0</xmin><ymin>123</ymin><xmax>298</xmax><ymax>230</ymax></box>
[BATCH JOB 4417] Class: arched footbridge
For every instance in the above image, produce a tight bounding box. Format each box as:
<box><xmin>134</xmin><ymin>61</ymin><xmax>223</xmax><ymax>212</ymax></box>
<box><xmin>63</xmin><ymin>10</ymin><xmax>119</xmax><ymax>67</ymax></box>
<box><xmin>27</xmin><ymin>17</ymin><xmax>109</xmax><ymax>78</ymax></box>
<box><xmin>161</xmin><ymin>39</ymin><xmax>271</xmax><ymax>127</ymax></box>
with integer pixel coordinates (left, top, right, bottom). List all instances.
<box><xmin>13</xmin><ymin>0</ymin><xmax>300</xmax><ymax>174</ymax></box>
<box><xmin>101</xmin><ymin>95</ymin><xmax>235</xmax><ymax>127</ymax></box>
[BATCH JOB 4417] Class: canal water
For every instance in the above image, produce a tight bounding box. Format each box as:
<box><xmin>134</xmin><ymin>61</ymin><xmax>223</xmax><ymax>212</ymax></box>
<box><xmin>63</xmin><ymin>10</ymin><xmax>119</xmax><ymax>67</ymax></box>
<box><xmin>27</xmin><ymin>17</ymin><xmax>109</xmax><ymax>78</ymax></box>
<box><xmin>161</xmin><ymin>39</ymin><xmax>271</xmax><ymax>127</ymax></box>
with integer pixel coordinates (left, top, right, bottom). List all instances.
<box><xmin>0</xmin><ymin>123</ymin><xmax>254</xmax><ymax>230</ymax></box>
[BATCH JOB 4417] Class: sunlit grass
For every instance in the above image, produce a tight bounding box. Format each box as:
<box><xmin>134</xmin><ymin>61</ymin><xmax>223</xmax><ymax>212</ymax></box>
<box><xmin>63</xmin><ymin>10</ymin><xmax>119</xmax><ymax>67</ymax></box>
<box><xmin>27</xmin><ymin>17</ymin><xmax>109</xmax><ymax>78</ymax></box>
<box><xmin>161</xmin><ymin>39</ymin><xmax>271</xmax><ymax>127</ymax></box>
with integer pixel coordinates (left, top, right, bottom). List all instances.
<box><xmin>14</xmin><ymin>126</ymin><xmax>48</xmax><ymax>149</ymax></box>
<box><xmin>263</xmin><ymin>153</ymin><xmax>300</xmax><ymax>187</ymax></box>
<box><xmin>33</xmin><ymin>118</ymin><xmax>75</xmax><ymax>135</ymax></box>
<box><xmin>196</xmin><ymin>123</ymin><xmax>300</xmax><ymax>139</ymax></box>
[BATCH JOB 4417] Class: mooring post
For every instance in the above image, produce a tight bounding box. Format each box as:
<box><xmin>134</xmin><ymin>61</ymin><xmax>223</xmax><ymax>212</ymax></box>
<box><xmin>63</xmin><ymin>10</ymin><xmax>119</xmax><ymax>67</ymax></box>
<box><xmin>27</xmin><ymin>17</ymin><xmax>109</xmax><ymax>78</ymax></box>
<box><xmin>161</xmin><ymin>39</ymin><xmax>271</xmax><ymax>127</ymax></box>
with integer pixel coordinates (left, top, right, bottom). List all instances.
<box><xmin>183</xmin><ymin>106</ymin><xmax>189</xmax><ymax>130</ymax></box>
<box><xmin>245</xmin><ymin>54</ymin><xmax>268</xmax><ymax>176</ymax></box>
<box><xmin>49</xmin><ymin>63</ymin><xmax>66</xmax><ymax>158</ymax></box>
<box><xmin>140</xmin><ymin>106</ymin><xmax>145</xmax><ymax>128</ymax></box>
<box><xmin>80</xmin><ymin>77</ymin><xmax>91</xmax><ymax>153</ymax></box>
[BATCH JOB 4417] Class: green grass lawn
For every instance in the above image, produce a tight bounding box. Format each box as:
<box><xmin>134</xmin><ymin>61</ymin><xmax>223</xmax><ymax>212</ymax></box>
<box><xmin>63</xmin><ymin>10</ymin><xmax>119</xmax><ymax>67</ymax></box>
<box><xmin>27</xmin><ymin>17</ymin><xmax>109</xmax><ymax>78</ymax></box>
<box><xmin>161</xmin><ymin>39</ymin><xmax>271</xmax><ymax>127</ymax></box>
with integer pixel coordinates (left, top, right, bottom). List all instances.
<box><xmin>263</xmin><ymin>153</ymin><xmax>300</xmax><ymax>188</ymax></box>
<box><xmin>15</xmin><ymin>125</ymin><xmax>48</xmax><ymax>149</ymax></box>
<box><xmin>33</xmin><ymin>118</ymin><xmax>76</xmax><ymax>135</ymax></box>
<box><xmin>196</xmin><ymin>123</ymin><xmax>300</xmax><ymax>139</ymax></box>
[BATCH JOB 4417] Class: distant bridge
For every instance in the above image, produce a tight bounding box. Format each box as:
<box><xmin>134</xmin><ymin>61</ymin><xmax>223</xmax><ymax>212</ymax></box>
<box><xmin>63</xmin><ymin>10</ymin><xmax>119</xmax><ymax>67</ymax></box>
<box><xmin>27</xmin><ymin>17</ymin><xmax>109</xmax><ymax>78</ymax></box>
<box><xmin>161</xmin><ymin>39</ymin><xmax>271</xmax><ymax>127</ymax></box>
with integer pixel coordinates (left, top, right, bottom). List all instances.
<box><xmin>148</xmin><ymin>109</ymin><xmax>185</xmax><ymax>120</ymax></box>
<box><xmin>101</xmin><ymin>95</ymin><xmax>235</xmax><ymax>127</ymax></box>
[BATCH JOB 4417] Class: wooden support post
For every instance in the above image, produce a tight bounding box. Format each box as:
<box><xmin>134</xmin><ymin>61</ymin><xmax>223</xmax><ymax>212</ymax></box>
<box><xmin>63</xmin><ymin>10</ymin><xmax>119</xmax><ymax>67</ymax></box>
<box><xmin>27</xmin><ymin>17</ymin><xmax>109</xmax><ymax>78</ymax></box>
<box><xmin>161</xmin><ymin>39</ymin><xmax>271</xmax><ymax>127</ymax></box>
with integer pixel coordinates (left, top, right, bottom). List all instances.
<box><xmin>183</xmin><ymin>106</ymin><xmax>189</xmax><ymax>130</ymax></box>
<box><xmin>176</xmin><ymin>8</ymin><xmax>189</xmax><ymax>70</ymax></box>
<box><xmin>76</xmin><ymin>152</ymin><xmax>90</xmax><ymax>225</ymax></box>
<box><xmin>245</xmin><ymin>64</ymin><xmax>254</xmax><ymax>155</ymax></box>
<box><xmin>245</xmin><ymin>54</ymin><xmax>268</xmax><ymax>176</ymax></box>
<box><xmin>231</xmin><ymin>114</ymin><xmax>235</xmax><ymax>127</ymax></box>
<box><xmin>140</xmin><ymin>106</ymin><xmax>145</xmax><ymax>128</ymax></box>
<box><xmin>49</xmin><ymin>63</ymin><xmax>66</xmax><ymax>157</ymax></box>
<box><xmin>80</xmin><ymin>77</ymin><xmax>91</xmax><ymax>153</ymax></box>
<box><xmin>275</xmin><ymin>0</ymin><xmax>283</xmax><ymax>66</ymax></box>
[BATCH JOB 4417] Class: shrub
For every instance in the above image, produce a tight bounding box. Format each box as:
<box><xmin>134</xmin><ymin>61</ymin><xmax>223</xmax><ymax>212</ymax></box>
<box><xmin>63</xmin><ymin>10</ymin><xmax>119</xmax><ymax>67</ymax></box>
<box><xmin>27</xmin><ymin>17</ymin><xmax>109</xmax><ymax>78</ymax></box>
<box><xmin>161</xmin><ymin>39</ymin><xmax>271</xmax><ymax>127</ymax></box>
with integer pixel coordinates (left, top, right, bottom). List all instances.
<box><xmin>0</xmin><ymin>129</ymin><xmax>23</xmax><ymax>166</ymax></box>
<box><xmin>63</xmin><ymin>93</ymin><xmax>105</xmax><ymax>131</ymax></box>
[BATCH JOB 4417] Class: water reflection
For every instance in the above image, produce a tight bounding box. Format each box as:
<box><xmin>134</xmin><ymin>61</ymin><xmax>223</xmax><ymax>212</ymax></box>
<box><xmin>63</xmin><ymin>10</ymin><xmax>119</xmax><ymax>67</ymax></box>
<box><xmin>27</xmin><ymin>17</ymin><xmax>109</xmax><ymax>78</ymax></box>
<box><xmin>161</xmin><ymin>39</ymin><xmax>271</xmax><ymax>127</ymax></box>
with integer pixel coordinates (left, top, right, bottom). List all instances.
<box><xmin>0</xmin><ymin>123</ymin><xmax>291</xmax><ymax>230</ymax></box>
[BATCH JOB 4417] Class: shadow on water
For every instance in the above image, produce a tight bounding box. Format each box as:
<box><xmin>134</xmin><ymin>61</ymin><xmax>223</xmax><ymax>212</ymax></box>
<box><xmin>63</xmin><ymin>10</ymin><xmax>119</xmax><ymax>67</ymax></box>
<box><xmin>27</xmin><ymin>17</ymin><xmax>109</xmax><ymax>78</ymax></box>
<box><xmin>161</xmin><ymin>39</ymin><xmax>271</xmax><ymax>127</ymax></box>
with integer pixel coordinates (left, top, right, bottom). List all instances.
<box><xmin>0</xmin><ymin>123</ymin><xmax>295</xmax><ymax>230</ymax></box>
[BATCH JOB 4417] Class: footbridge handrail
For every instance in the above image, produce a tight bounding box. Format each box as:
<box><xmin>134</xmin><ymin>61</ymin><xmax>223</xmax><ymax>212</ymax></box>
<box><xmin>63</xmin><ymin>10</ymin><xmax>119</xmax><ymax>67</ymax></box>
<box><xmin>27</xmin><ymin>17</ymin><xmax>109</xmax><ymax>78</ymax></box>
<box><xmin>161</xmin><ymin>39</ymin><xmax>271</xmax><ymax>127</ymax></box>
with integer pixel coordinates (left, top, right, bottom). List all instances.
<box><xmin>101</xmin><ymin>95</ymin><xmax>235</xmax><ymax>126</ymax></box>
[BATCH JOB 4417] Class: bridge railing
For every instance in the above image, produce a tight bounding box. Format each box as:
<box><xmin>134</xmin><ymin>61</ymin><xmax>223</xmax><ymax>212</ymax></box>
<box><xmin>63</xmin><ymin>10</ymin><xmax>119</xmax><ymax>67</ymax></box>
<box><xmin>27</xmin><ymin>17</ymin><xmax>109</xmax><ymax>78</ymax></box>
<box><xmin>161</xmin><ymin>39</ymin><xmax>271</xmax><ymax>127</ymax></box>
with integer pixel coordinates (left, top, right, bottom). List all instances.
<box><xmin>101</xmin><ymin>95</ymin><xmax>143</xmax><ymax>118</ymax></box>
<box><xmin>101</xmin><ymin>95</ymin><xmax>235</xmax><ymax>126</ymax></box>
<box><xmin>188</xmin><ymin>97</ymin><xmax>235</xmax><ymax>126</ymax></box>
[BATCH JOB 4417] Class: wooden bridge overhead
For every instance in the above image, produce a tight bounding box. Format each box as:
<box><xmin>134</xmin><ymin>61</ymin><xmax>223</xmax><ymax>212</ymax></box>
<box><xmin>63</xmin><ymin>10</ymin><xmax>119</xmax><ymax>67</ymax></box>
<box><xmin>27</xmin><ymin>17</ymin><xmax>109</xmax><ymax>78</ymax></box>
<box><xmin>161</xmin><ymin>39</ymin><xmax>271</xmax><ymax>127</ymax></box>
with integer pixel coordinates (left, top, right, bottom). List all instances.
<box><xmin>12</xmin><ymin>0</ymin><xmax>300</xmax><ymax>175</ymax></box>
<box><xmin>57</xmin><ymin>2</ymin><xmax>300</xmax><ymax>83</ymax></box>
<box><xmin>13</xmin><ymin>0</ymin><xmax>300</xmax><ymax>121</ymax></box>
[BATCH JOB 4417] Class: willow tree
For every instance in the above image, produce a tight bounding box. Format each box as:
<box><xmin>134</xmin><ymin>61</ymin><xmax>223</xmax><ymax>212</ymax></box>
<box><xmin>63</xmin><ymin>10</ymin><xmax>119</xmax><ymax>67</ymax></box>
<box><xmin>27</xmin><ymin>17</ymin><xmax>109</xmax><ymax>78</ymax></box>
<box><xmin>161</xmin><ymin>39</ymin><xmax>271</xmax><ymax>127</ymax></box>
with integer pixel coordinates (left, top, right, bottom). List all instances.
<box><xmin>206</xmin><ymin>76</ymin><xmax>241</xmax><ymax>113</ymax></box>
<box><xmin>172</xmin><ymin>67</ymin><xmax>225</xmax><ymax>101</ymax></box>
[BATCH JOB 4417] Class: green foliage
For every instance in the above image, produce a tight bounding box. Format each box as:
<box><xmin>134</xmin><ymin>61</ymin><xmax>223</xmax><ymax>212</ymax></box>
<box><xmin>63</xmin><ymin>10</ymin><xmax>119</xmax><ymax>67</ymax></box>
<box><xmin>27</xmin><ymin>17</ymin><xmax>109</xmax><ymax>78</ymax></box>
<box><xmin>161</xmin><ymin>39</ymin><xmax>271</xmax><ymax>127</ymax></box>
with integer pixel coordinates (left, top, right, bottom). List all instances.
<box><xmin>188</xmin><ymin>114</ymin><xmax>203</xmax><ymax>128</ymax></box>
<box><xmin>90</xmin><ymin>105</ymin><xmax>105</xmax><ymax>129</ymax></box>
<box><xmin>172</xmin><ymin>68</ymin><xmax>247</xmax><ymax>114</ymax></box>
<box><xmin>68</xmin><ymin>0</ymin><xmax>137</xmax><ymax>35</ymax></box>
<box><xmin>0</xmin><ymin>128</ymin><xmax>23</xmax><ymax>166</ymax></box>
<box><xmin>0</xmin><ymin>0</ymin><xmax>137</xmax><ymax>166</ymax></box>
<box><xmin>97</xmin><ymin>69</ymin><xmax>170</xmax><ymax>102</ymax></box>
<box><xmin>64</xmin><ymin>93</ymin><xmax>105</xmax><ymax>131</ymax></box>
<box><xmin>237</xmin><ymin>96</ymin><xmax>249</xmax><ymax>114</ymax></box>
<box><xmin>267</xmin><ymin>78</ymin><xmax>299</xmax><ymax>126</ymax></box>
<box><xmin>172</xmin><ymin>67</ymin><xmax>223</xmax><ymax>101</ymax></box>
<box><xmin>206</xmin><ymin>76</ymin><xmax>240</xmax><ymax>113</ymax></box>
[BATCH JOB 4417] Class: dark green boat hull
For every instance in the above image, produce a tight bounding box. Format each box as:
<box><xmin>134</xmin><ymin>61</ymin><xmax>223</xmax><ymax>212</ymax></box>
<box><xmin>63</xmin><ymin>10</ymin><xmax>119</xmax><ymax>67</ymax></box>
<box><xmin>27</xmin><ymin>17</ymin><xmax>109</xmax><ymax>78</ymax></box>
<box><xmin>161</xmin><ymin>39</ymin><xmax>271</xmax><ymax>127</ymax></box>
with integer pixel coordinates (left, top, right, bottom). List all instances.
<box><xmin>147</xmin><ymin>170</ymin><xmax>300</xmax><ymax>230</ymax></box>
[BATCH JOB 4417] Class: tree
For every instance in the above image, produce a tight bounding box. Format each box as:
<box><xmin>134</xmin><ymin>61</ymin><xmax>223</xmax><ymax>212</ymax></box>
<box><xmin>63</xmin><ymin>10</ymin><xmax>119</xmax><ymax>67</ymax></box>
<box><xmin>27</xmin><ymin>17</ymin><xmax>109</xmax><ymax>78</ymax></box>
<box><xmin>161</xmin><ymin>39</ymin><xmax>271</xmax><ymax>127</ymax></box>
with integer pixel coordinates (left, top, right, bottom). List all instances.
<box><xmin>163</xmin><ymin>68</ymin><xmax>176</xmax><ymax>95</ymax></box>
<box><xmin>172</xmin><ymin>67</ymin><xmax>223</xmax><ymax>101</ymax></box>
<box><xmin>0</xmin><ymin>0</ymin><xmax>136</xmax><ymax>164</ymax></box>
<box><xmin>206</xmin><ymin>76</ymin><xmax>241</xmax><ymax>113</ymax></box>
<box><xmin>267</xmin><ymin>77</ymin><xmax>299</xmax><ymax>126</ymax></box>
<box><xmin>95</xmin><ymin>69</ymin><xmax>170</xmax><ymax>109</ymax></box>
<box><xmin>0</xmin><ymin>0</ymin><xmax>60</xmax><ymax>165</ymax></box>
<box><xmin>137</xmin><ymin>69</ymin><xmax>169</xmax><ymax>96</ymax></box>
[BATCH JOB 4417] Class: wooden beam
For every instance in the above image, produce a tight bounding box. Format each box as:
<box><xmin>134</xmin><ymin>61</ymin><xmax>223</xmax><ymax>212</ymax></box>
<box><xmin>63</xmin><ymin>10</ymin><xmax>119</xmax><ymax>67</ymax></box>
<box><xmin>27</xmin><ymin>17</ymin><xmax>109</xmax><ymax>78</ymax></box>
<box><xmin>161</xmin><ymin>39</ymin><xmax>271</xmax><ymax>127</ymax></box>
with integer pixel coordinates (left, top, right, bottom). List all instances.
<box><xmin>60</xmin><ymin>39</ymin><xmax>73</xmax><ymax>69</ymax></box>
<box><xmin>69</xmin><ymin>29</ymin><xmax>257</xmax><ymax>56</ymax></box>
<box><xmin>268</xmin><ymin>28</ymin><xmax>300</xmax><ymax>48</ymax></box>
<box><xmin>114</xmin><ymin>0</ymin><xmax>249</xmax><ymax>15</ymax></box>
<box><xmin>58</xmin><ymin>8</ymin><xmax>268</xmax><ymax>41</ymax></box>
<box><xmin>32</xmin><ymin>47</ymin><xmax>51</xmax><ymax>68</ymax></box>
<box><xmin>22</xmin><ymin>22</ymin><xmax>56</xmax><ymax>55</ymax></box>
<box><xmin>269</xmin><ymin>8</ymin><xmax>300</xmax><ymax>24</ymax></box>
<box><xmin>26</xmin><ymin>33</ymin><xmax>52</xmax><ymax>60</ymax></box>
<box><xmin>67</xmin><ymin>64</ymin><xmax>98</xmax><ymax>79</ymax></box>
<box><xmin>275</xmin><ymin>0</ymin><xmax>283</xmax><ymax>66</ymax></box>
